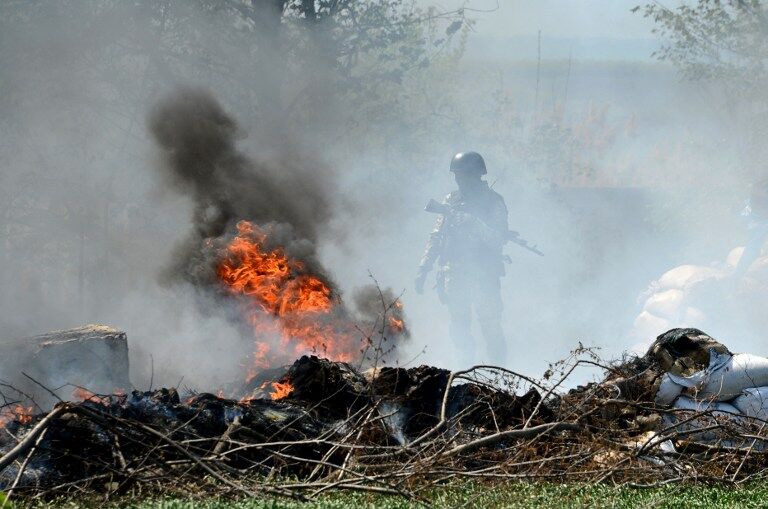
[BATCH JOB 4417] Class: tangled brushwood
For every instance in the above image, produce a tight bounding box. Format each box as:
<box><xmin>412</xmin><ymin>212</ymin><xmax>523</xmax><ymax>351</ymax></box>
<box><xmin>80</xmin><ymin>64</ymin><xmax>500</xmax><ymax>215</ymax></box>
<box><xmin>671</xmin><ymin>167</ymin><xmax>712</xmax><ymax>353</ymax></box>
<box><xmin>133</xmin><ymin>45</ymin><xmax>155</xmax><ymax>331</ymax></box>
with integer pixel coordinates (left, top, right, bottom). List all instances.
<box><xmin>2</xmin><ymin>330</ymin><xmax>768</xmax><ymax>503</ymax></box>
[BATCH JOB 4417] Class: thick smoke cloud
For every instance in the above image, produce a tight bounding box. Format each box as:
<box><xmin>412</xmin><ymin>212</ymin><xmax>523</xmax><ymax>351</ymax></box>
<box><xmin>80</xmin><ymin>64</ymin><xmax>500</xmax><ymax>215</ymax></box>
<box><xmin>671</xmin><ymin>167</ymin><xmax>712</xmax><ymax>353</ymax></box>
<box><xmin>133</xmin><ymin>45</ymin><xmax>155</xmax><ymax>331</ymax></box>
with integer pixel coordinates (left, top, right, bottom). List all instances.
<box><xmin>147</xmin><ymin>87</ymin><xmax>408</xmax><ymax>373</ymax></box>
<box><xmin>3</xmin><ymin>1</ymin><xmax>767</xmax><ymax>395</ymax></box>
<box><xmin>148</xmin><ymin>87</ymin><xmax>334</xmax><ymax>285</ymax></box>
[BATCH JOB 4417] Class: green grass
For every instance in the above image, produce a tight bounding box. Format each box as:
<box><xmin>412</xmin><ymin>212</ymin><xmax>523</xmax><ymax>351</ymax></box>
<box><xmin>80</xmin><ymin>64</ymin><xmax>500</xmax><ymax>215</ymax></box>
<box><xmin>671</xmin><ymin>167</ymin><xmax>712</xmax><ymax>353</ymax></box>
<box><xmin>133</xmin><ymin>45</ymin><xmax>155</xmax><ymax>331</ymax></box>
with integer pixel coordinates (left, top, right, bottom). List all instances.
<box><xmin>11</xmin><ymin>482</ymin><xmax>768</xmax><ymax>508</ymax></box>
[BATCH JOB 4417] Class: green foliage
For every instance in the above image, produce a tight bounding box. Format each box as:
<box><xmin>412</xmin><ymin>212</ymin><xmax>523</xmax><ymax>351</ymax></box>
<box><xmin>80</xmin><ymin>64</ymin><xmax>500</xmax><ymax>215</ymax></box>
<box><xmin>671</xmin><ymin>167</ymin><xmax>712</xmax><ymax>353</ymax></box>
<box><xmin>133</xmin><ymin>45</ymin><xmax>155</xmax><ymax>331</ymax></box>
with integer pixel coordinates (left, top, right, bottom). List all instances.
<box><xmin>16</xmin><ymin>482</ymin><xmax>768</xmax><ymax>508</ymax></box>
<box><xmin>636</xmin><ymin>0</ymin><xmax>768</xmax><ymax>178</ymax></box>
<box><xmin>635</xmin><ymin>0</ymin><xmax>768</xmax><ymax>90</ymax></box>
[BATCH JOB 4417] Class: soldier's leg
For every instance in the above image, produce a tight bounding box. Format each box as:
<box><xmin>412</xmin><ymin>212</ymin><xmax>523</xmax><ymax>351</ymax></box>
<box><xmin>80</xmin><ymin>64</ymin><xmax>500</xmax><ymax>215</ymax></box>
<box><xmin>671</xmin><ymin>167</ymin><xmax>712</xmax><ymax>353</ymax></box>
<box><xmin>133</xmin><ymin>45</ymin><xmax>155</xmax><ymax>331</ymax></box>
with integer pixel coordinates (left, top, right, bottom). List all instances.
<box><xmin>474</xmin><ymin>275</ymin><xmax>506</xmax><ymax>365</ymax></box>
<box><xmin>444</xmin><ymin>272</ymin><xmax>474</xmax><ymax>367</ymax></box>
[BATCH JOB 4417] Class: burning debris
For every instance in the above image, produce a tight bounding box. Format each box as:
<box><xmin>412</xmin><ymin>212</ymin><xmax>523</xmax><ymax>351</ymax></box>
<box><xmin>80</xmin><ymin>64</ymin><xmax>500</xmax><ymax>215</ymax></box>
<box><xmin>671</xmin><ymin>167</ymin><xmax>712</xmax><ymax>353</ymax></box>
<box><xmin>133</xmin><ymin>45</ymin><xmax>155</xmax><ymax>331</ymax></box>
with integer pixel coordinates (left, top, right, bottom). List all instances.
<box><xmin>148</xmin><ymin>88</ymin><xmax>408</xmax><ymax>378</ymax></box>
<box><xmin>3</xmin><ymin>88</ymin><xmax>764</xmax><ymax>501</ymax></box>
<box><xmin>0</xmin><ymin>405</ymin><xmax>32</xmax><ymax>428</ymax></box>
<box><xmin>216</xmin><ymin>220</ymin><xmax>405</xmax><ymax>372</ymax></box>
<box><xmin>0</xmin><ymin>352</ymin><xmax>552</xmax><ymax>498</ymax></box>
<box><xmin>5</xmin><ymin>326</ymin><xmax>768</xmax><ymax>501</ymax></box>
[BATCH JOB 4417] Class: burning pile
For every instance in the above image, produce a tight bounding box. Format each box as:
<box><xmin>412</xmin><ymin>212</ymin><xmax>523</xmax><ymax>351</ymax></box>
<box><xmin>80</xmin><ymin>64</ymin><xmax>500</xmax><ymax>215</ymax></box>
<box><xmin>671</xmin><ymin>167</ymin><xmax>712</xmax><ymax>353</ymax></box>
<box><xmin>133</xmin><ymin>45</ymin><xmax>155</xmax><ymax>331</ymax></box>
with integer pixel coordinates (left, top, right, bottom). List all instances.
<box><xmin>0</xmin><ymin>354</ymin><xmax>550</xmax><ymax>499</ymax></box>
<box><xmin>149</xmin><ymin>88</ymin><xmax>408</xmax><ymax>384</ymax></box>
<box><xmin>212</xmin><ymin>220</ymin><xmax>407</xmax><ymax>391</ymax></box>
<box><xmin>5</xmin><ymin>328</ymin><xmax>768</xmax><ymax>501</ymax></box>
<box><xmin>217</xmin><ymin>221</ymin><xmax>359</xmax><ymax>372</ymax></box>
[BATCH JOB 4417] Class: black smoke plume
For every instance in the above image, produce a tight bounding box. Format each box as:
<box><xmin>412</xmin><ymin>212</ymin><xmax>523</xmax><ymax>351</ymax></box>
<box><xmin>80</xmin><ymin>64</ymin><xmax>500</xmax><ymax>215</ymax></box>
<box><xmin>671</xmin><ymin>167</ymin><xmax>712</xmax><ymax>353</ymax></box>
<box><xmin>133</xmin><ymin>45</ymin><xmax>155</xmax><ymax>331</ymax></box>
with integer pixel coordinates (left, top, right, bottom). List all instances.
<box><xmin>147</xmin><ymin>87</ymin><xmax>408</xmax><ymax>367</ymax></box>
<box><xmin>147</xmin><ymin>87</ymin><xmax>334</xmax><ymax>286</ymax></box>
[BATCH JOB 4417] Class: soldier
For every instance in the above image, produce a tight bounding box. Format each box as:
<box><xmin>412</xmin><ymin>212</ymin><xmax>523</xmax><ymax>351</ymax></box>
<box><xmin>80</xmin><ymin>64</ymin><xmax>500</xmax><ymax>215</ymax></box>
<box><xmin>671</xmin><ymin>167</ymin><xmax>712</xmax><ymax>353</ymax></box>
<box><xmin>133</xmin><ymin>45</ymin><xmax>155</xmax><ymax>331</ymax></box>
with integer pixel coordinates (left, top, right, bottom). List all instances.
<box><xmin>415</xmin><ymin>151</ymin><xmax>509</xmax><ymax>365</ymax></box>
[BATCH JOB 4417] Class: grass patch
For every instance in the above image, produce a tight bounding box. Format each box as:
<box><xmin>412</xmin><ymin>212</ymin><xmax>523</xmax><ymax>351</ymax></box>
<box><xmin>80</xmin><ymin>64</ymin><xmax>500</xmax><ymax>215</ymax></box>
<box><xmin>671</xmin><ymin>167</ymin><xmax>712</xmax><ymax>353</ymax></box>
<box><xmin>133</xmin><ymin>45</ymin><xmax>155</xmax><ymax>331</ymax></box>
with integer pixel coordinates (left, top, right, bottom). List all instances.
<box><xmin>10</xmin><ymin>481</ymin><xmax>768</xmax><ymax>509</ymax></box>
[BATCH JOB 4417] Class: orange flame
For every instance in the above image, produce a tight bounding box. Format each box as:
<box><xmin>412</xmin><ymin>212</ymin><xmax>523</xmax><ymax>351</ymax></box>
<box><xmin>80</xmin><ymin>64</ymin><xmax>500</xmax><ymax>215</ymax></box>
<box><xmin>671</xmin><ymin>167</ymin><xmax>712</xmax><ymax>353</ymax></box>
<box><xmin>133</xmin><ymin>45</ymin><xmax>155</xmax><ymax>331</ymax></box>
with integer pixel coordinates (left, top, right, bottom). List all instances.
<box><xmin>14</xmin><ymin>405</ymin><xmax>33</xmax><ymax>425</ymax></box>
<box><xmin>388</xmin><ymin>316</ymin><xmax>405</xmax><ymax>332</ymax></box>
<box><xmin>72</xmin><ymin>387</ymin><xmax>97</xmax><ymax>401</ymax></box>
<box><xmin>257</xmin><ymin>380</ymin><xmax>294</xmax><ymax>400</ymax></box>
<box><xmin>269</xmin><ymin>381</ymin><xmax>294</xmax><ymax>400</ymax></box>
<box><xmin>0</xmin><ymin>405</ymin><xmax>34</xmax><ymax>427</ymax></box>
<box><xmin>72</xmin><ymin>387</ymin><xmax>113</xmax><ymax>406</ymax></box>
<box><xmin>217</xmin><ymin>221</ymin><xmax>358</xmax><ymax>376</ymax></box>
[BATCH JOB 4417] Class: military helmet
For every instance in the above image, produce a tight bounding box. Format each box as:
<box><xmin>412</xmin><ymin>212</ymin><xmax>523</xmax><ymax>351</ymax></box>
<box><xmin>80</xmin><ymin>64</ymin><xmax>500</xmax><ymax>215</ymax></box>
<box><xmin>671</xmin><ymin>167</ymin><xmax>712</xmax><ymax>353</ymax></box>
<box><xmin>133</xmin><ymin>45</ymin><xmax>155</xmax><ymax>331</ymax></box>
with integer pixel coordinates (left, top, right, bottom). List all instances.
<box><xmin>450</xmin><ymin>151</ymin><xmax>487</xmax><ymax>175</ymax></box>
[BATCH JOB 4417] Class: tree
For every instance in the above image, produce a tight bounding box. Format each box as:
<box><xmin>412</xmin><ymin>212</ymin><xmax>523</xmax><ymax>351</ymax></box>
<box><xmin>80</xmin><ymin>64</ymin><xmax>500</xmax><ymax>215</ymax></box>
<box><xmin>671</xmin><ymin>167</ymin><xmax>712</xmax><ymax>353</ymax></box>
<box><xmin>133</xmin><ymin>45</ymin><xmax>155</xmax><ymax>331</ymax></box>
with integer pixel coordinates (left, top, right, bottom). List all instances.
<box><xmin>635</xmin><ymin>1</ymin><xmax>768</xmax><ymax>89</ymax></box>
<box><xmin>635</xmin><ymin>0</ymin><xmax>768</xmax><ymax>179</ymax></box>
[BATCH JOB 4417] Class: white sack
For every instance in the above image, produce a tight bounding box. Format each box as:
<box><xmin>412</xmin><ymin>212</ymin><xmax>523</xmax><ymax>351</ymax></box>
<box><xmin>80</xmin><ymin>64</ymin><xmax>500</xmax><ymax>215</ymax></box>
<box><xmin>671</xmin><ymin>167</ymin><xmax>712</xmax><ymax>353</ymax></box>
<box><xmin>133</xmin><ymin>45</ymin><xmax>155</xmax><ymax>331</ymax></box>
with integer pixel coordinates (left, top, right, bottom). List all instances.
<box><xmin>657</xmin><ymin>265</ymin><xmax>722</xmax><ymax>291</ymax></box>
<box><xmin>655</xmin><ymin>373</ymin><xmax>684</xmax><ymax>406</ymax></box>
<box><xmin>733</xmin><ymin>386</ymin><xmax>768</xmax><ymax>420</ymax></box>
<box><xmin>643</xmin><ymin>289</ymin><xmax>684</xmax><ymax>319</ymax></box>
<box><xmin>668</xmin><ymin>351</ymin><xmax>768</xmax><ymax>401</ymax></box>
<box><xmin>666</xmin><ymin>396</ymin><xmax>767</xmax><ymax>449</ymax></box>
<box><xmin>672</xmin><ymin>396</ymin><xmax>739</xmax><ymax>416</ymax></box>
<box><xmin>664</xmin><ymin>396</ymin><xmax>741</xmax><ymax>444</ymax></box>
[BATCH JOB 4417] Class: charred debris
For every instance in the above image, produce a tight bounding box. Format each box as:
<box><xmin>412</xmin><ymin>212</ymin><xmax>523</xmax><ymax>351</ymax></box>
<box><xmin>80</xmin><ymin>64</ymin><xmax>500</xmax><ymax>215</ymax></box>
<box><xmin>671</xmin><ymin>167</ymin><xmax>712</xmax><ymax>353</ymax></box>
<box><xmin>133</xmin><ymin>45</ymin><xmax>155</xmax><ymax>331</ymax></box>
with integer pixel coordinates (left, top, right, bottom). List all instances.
<box><xmin>2</xmin><ymin>326</ymin><xmax>768</xmax><ymax>500</ymax></box>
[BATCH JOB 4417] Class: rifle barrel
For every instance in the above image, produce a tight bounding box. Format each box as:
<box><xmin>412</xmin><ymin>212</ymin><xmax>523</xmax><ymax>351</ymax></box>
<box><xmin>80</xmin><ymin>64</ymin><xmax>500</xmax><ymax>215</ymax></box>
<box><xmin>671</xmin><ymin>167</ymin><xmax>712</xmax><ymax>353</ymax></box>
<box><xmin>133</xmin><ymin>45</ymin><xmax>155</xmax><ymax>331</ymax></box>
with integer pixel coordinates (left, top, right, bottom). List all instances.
<box><xmin>425</xmin><ymin>199</ymin><xmax>543</xmax><ymax>256</ymax></box>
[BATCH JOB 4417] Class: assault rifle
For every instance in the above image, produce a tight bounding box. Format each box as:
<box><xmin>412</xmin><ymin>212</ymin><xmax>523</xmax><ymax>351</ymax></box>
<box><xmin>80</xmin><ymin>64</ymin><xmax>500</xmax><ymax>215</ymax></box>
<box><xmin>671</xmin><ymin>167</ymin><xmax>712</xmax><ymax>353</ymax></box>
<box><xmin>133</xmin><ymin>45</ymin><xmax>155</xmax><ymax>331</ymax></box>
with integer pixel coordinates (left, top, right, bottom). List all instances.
<box><xmin>425</xmin><ymin>198</ymin><xmax>544</xmax><ymax>257</ymax></box>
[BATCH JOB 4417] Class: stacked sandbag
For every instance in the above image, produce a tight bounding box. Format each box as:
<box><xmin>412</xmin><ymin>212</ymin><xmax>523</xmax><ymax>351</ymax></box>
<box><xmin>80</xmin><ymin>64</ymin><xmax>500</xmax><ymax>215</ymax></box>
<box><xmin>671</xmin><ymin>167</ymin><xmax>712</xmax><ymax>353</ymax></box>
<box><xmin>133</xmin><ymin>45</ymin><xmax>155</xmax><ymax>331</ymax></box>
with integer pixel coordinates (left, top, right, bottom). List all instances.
<box><xmin>630</xmin><ymin>247</ymin><xmax>763</xmax><ymax>352</ymax></box>
<box><xmin>650</xmin><ymin>328</ymin><xmax>768</xmax><ymax>443</ymax></box>
<box><xmin>733</xmin><ymin>387</ymin><xmax>768</xmax><ymax>420</ymax></box>
<box><xmin>668</xmin><ymin>352</ymin><xmax>768</xmax><ymax>402</ymax></box>
<box><xmin>661</xmin><ymin>396</ymin><xmax>743</xmax><ymax>446</ymax></box>
<box><xmin>631</xmin><ymin>266</ymin><xmax>724</xmax><ymax>351</ymax></box>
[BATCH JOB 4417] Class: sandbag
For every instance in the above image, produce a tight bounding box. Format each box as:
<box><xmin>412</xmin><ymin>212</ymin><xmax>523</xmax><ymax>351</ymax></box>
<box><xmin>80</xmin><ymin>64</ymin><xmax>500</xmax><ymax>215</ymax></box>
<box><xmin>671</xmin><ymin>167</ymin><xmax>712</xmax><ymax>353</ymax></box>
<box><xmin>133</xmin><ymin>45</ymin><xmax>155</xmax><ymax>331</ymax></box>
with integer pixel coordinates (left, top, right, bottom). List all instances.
<box><xmin>733</xmin><ymin>386</ymin><xmax>768</xmax><ymax>420</ymax></box>
<box><xmin>655</xmin><ymin>373</ymin><xmax>684</xmax><ymax>406</ymax></box>
<box><xmin>665</xmin><ymin>396</ymin><xmax>768</xmax><ymax>450</ymax></box>
<box><xmin>643</xmin><ymin>288</ymin><xmax>684</xmax><ymax>319</ymax></box>
<box><xmin>664</xmin><ymin>396</ymin><xmax>742</xmax><ymax>444</ymax></box>
<box><xmin>672</xmin><ymin>395</ymin><xmax>739</xmax><ymax>416</ymax></box>
<box><xmin>657</xmin><ymin>265</ymin><xmax>722</xmax><ymax>291</ymax></box>
<box><xmin>669</xmin><ymin>351</ymin><xmax>768</xmax><ymax>401</ymax></box>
